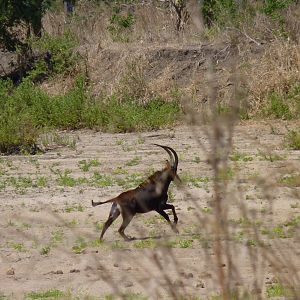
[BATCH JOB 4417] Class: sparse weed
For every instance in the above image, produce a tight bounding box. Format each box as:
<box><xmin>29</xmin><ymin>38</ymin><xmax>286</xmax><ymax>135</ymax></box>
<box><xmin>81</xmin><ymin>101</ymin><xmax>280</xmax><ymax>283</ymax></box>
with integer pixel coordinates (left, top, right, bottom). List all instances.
<box><xmin>72</xmin><ymin>237</ymin><xmax>88</xmax><ymax>254</ymax></box>
<box><xmin>40</xmin><ymin>245</ymin><xmax>51</xmax><ymax>255</ymax></box>
<box><xmin>40</xmin><ymin>132</ymin><xmax>77</xmax><ymax>151</ymax></box>
<box><xmin>51</xmin><ymin>229</ymin><xmax>64</xmax><ymax>244</ymax></box>
<box><xmin>246</xmin><ymin>239</ymin><xmax>258</xmax><ymax>247</ymax></box>
<box><xmin>168</xmin><ymin>189</ymin><xmax>176</xmax><ymax>203</ymax></box>
<box><xmin>193</xmin><ymin>156</ymin><xmax>201</xmax><ymax>164</ymax></box>
<box><xmin>136</xmin><ymin>136</ymin><xmax>145</xmax><ymax>144</ymax></box>
<box><xmin>113</xmin><ymin>167</ymin><xmax>128</xmax><ymax>175</ymax></box>
<box><xmin>144</xmin><ymin>215</ymin><xmax>164</xmax><ymax>226</ymax></box>
<box><xmin>290</xmin><ymin>203</ymin><xmax>299</xmax><ymax>209</ymax></box>
<box><xmin>217</xmin><ymin>167</ymin><xmax>234</xmax><ymax>181</ymax></box>
<box><xmin>54</xmin><ymin>169</ymin><xmax>77</xmax><ymax>187</ymax></box>
<box><xmin>9</xmin><ymin>242</ymin><xmax>26</xmax><ymax>252</ymax></box>
<box><xmin>230</xmin><ymin>151</ymin><xmax>253</xmax><ymax>162</ymax></box>
<box><xmin>125</xmin><ymin>156</ymin><xmax>141</xmax><ymax>166</ymax></box>
<box><xmin>266</xmin><ymin>283</ymin><xmax>285</xmax><ymax>298</ymax></box>
<box><xmin>133</xmin><ymin>239</ymin><xmax>155</xmax><ymax>249</ymax></box>
<box><xmin>65</xmin><ymin>204</ymin><xmax>84</xmax><ymax>213</ymax></box>
<box><xmin>91</xmin><ymin>172</ymin><xmax>114</xmax><ymax>187</ymax></box>
<box><xmin>67</xmin><ymin>219</ymin><xmax>78</xmax><ymax>227</ymax></box>
<box><xmin>95</xmin><ymin>222</ymin><xmax>103</xmax><ymax>231</ymax></box>
<box><xmin>78</xmin><ymin>159</ymin><xmax>100</xmax><ymax>172</ymax></box>
<box><xmin>181</xmin><ymin>173</ymin><xmax>210</xmax><ymax>187</ymax></box>
<box><xmin>26</xmin><ymin>288</ymin><xmax>64</xmax><ymax>299</ymax></box>
<box><xmin>257</xmin><ymin>150</ymin><xmax>285</xmax><ymax>162</ymax></box>
<box><xmin>178</xmin><ymin>239</ymin><xmax>193</xmax><ymax>248</ymax></box>
<box><xmin>262</xmin><ymin>92</ymin><xmax>293</xmax><ymax>119</ymax></box>
<box><xmin>36</xmin><ymin>176</ymin><xmax>47</xmax><ymax>188</ymax></box>
<box><xmin>116</xmin><ymin>139</ymin><xmax>125</xmax><ymax>146</ymax></box>
<box><xmin>279</xmin><ymin>174</ymin><xmax>300</xmax><ymax>187</ymax></box>
<box><xmin>110</xmin><ymin>240</ymin><xmax>124</xmax><ymax>249</ymax></box>
<box><xmin>202</xmin><ymin>207</ymin><xmax>212</xmax><ymax>214</ymax></box>
<box><xmin>285</xmin><ymin>130</ymin><xmax>300</xmax><ymax>150</ymax></box>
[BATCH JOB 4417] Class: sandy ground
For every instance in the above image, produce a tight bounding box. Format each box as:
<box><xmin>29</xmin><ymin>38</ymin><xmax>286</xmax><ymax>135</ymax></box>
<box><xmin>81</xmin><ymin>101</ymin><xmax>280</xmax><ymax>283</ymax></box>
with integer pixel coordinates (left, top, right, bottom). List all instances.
<box><xmin>0</xmin><ymin>122</ymin><xmax>299</xmax><ymax>299</ymax></box>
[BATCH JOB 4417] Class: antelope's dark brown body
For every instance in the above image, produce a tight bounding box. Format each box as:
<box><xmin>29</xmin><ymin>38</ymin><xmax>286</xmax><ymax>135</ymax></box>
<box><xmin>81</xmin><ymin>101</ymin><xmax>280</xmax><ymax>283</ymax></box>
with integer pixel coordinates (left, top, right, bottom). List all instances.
<box><xmin>92</xmin><ymin>144</ymin><xmax>180</xmax><ymax>241</ymax></box>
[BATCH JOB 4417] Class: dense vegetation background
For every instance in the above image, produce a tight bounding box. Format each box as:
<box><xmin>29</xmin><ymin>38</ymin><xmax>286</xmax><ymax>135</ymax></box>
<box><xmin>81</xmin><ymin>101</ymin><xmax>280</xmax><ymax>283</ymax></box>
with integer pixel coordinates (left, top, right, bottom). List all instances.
<box><xmin>0</xmin><ymin>0</ymin><xmax>300</xmax><ymax>153</ymax></box>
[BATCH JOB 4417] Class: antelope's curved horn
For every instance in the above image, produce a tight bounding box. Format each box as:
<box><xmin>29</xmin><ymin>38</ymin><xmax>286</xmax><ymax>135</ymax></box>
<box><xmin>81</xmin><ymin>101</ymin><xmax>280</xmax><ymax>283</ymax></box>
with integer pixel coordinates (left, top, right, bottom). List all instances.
<box><xmin>163</xmin><ymin>145</ymin><xmax>178</xmax><ymax>171</ymax></box>
<box><xmin>153</xmin><ymin>144</ymin><xmax>178</xmax><ymax>171</ymax></box>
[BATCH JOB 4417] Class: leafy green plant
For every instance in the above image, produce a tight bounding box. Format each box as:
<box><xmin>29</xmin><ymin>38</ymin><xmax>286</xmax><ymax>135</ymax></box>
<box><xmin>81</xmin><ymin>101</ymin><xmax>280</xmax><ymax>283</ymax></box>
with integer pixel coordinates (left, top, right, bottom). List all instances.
<box><xmin>65</xmin><ymin>204</ymin><xmax>84</xmax><ymax>213</ymax></box>
<box><xmin>125</xmin><ymin>156</ymin><xmax>141</xmax><ymax>166</ymax></box>
<box><xmin>178</xmin><ymin>239</ymin><xmax>193</xmax><ymax>248</ymax></box>
<box><xmin>257</xmin><ymin>150</ymin><xmax>285</xmax><ymax>162</ymax></box>
<box><xmin>40</xmin><ymin>245</ymin><xmax>51</xmax><ymax>255</ymax></box>
<box><xmin>78</xmin><ymin>159</ymin><xmax>100</xmax><ymax>172</ymax></box>
<box><xmin>181</xmin><ymin>173</ymin><xmax>210</xmax><ymax>187</ymax></box>
<box><xmin>193</xmin><ymin>156</ymin><xmax>201</xmax><ymax>163</ymax></box>
<box><xmin>263</xmin><ymin>92</ymin><xmax>292</xmax><ymax>119</ymax></box>
<box><xmin>133</xmin><ymin>239</ymin><xmax>155</xmax><ymax>249</ymax></box>
<box><xmin>9</xmin><ymin>242</ymin><xmax>26</xmax><ymax>252</ymax></box>
<box><xmin>51</xmin><ymin>229</ymin><xmax>64</xmax><ymax>244</ymax></box>
<box><xmin>107</xmin><ymin>7</ymin><xmax>135</xmax><ymax>42</ymax></box>
<box><xmin>279</xmin><ymin>174</ymin><xmax>300</xmax><ymax>187</ymax></box>
<box><xmin>36</xmin><ymin>176</ymin><xmax>47</xmax><ymax>188</ymax></box>
<box><xmin>266</xmin><ymin>283</ymin><xmax>285</xmax><ymax>298</ymax></box>
<box><xmin>91</xmin><ymin>172</ymin><xmax>114</xmax><ymax>187</ymax></box>
<box><xmin>72</xmin><ymin>237</ymin><xmax>88</xmax><ymax>254</ymax></box>
<box><xmin>26</xmin><ymin>289</ymin><xmax>64</xmax><ymax>299</ymax></box>
<box><xmin>30</xmin><ymin>31</ymin><xmax>78</xmax><ymax>77</ymax></box>
<box><xmin>0</xmin><ymin>77</ymin><xmax>181</xmax><ymax>154</ymax></box>
<box><xmin>217</xmin><ymin>167</ymin><xmax>234</xmax><ymax>181</ymax></box>
<box><xmin>202</xmin><ymin>207</ymin><xmax>212</xmax><ymax>214</ymax></box>
<box><xmin>40</xmin><ymin>132</ymin><xmax>77</xmax><ymax>150</ymax></box>
<box><xmin>230</xmin><ymin>151</ymin><xmax>253</xmax><ymax>162</ymax></box>
<box><xmin>56</xmin><ymin>170</ymin><xmax>77</xmax><ymax>187</ymax></box>
<box><xmin>285</xmin><ymin>130</ymin><xmax>300</xmax><ymax>150</ymax></box>
<box><xmin>262</xmin><ymin>0</ymin><xmax>296</xmax><ymax>17</ymax></box>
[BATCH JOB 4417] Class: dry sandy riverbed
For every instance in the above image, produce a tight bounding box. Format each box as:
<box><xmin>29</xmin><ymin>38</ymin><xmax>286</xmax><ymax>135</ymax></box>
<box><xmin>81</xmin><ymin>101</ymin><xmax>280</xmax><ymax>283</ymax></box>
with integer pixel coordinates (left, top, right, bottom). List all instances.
<box><xmin>0</xmin><ymin>122</ymin><xmax>299</xmax><ymax>299</ymax></box>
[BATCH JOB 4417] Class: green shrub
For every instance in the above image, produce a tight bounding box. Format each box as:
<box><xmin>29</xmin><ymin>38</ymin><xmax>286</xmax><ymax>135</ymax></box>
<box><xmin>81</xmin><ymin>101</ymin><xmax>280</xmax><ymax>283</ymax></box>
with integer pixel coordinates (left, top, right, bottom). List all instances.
<box><xmin>107</xmin><ymin>7</ymin><xmax>135</xmax><ymax>42</ymax></box>
<box><xmin>262</xmin><ymin>0</ymin><xmax>296</xmax><ymax>17</ymax></box>
<box><xmin>26</xmin><ymin>289</ymin><xmax>64</xmax><ymax>299</ymax></box>
<box><xmin>28</xmin><ymin>31</ymin><xmax>78</xmax><ymax>80</ymax></box>
<box><xmin>0</xmin><ymin>74</ymin><xmax>181</xmax><ymax>153</ymax></box>
<box><xmin>285</xmin><ymin>130</ymin><xmax>300</xmax><ymax>150</ymax></box>
<box><xmin>202</xmin><ymin>0</ymin><xmax>239</xmax><ymax>27</ymax></box>
<box><xmin>262</xmin><ymin>92</ymin><xmax>292</xmax><ymax>119</ymax></box>
<box><xmin>266</xmin><ymin>283</ymin><xmax>285</xmax><ymax>298</ymax></box>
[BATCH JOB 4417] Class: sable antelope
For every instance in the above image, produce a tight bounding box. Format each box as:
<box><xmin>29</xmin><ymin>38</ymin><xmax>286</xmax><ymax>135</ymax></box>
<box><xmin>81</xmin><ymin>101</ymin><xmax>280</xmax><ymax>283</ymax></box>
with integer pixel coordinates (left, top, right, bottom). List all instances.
<box><xmin>92</xmin><ymin>144</ymin><xmax>180</xmax><ymax>241</ymax></box>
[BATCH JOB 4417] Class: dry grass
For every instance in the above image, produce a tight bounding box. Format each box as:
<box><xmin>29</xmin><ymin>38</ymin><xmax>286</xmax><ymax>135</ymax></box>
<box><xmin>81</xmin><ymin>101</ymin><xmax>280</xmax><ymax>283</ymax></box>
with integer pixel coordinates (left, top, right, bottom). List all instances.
<box><xmin>2</xmin><ymin>3</ymin><xmax>299</xmax><ymax>298</ymax></box>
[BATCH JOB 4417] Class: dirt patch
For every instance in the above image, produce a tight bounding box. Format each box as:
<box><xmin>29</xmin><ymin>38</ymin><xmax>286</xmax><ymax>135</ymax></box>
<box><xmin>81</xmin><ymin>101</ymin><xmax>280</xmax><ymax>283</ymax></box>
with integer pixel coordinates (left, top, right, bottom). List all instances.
<box><xmin>0</xmin><ymin>122</ymin><xmax>299</xmax><ymax>299</ymax></box>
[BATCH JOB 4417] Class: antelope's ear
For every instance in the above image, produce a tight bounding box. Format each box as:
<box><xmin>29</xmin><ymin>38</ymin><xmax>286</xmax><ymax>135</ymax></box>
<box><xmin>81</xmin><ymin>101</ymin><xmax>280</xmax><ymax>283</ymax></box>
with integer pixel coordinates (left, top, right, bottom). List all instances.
<box><xmin>165</xmin><ymin>160</ymin><xmax>171</xmax><ymax>169</ymax></box>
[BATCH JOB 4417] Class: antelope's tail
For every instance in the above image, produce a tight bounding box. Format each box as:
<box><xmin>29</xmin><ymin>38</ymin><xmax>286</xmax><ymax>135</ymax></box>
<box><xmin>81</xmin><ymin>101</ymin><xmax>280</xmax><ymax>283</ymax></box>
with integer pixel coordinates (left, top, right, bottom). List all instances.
<box><xmin>91</xmin><ymin>198</ymin><xmax>115</xmax><ymax>207</ymax></box>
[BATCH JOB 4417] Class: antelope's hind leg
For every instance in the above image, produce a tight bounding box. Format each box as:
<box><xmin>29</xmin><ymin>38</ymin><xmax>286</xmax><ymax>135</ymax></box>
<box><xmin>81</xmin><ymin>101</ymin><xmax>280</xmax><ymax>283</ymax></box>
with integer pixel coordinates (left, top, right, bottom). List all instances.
<box><xmin>100</xmin><ymin>203</ymin><xmax>120</xmax><ymax>241</ymax></box>
<box><xmin>118</xmin><ymin>211</ymin><xmax>135</xmax><ymax>241</ymax></box>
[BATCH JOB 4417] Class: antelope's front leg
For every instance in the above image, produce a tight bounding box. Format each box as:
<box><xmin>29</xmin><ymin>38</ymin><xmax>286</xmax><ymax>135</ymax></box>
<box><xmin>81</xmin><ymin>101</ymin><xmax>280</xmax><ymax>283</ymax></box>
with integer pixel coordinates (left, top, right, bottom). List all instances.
<box><xmin>164</xmin><ymin>203</ymin><xmax>178</xmax><ymax>224</ymax></box>
<box><xmin>155</xmin><ymin>209</ymin><xmax>179</xmax><ymax>234</ymax></box>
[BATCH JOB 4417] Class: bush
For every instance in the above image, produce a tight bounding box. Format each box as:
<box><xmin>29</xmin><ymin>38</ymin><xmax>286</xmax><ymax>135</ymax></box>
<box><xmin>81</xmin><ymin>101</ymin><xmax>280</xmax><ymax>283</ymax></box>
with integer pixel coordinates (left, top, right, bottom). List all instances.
<box><xmin>107</xmin><ymin>6</ymin><xmax>135</xmax><ymax>42</ymax></box>
<box><xmin>285</xmin><ymin>130</ymin><xmax>300</xmax><ymax>150</ymax></box>
<box><xmin>28</xmin><ymin>31</ymin><xmax>79</xmax><ymax>81</ymax></box>
<box><xmin>0</xmin><ymin>76</ymin><xmax>181</xmax><ymax>153</ymax></box>
<box><xmin>262</xmin><ymin>83</ymin><xmax>300</xmax><ymax>119</ymax></box>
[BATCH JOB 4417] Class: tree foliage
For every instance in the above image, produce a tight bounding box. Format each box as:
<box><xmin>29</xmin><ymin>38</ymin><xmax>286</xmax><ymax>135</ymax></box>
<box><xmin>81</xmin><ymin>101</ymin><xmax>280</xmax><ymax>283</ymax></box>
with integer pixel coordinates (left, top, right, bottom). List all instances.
<box><xmin>0</xmin><ymin>0</ymin><xmax>51</xmax><ymax>51</ymax></box>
